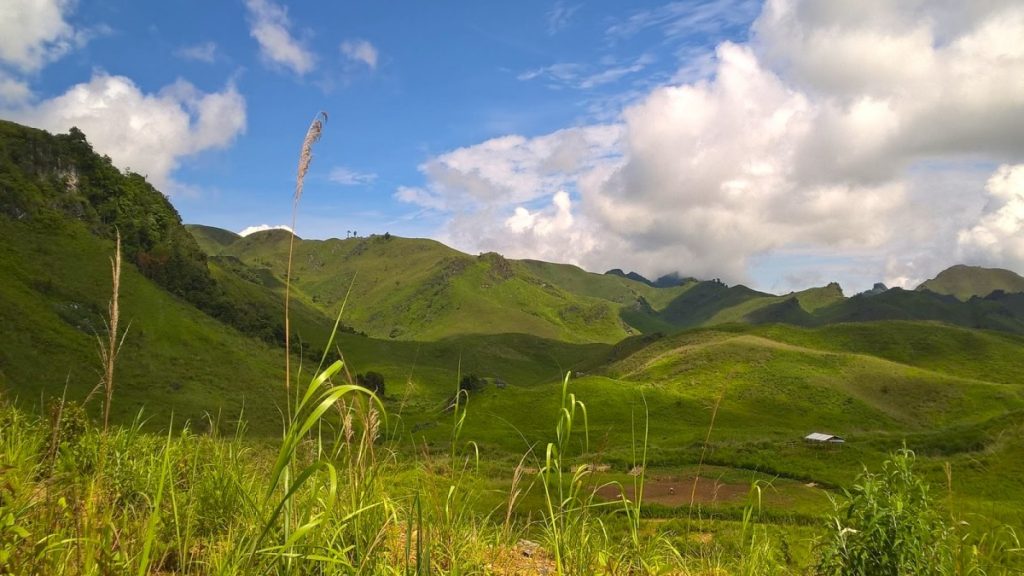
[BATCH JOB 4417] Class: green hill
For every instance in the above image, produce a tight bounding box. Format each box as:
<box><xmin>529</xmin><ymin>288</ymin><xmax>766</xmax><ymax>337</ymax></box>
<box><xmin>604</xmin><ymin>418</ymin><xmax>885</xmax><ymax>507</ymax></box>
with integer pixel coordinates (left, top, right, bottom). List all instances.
<box><xmin>0</xmin><ymin>121</ymin><xmax>610</xmax><ymax>434</ymax></box>
<box><xmin>0</xmin><ymin>212</ymin><xmax>610</xmax><ymax>433</ymax></box>
<box><xmin>917</xmin><ymin>264</ymin><xmax>1024</xmax><ymax>300</ymax></box>
<box><xmin>443</xmin><ymin>321</ymin><xmax>1024</xmax><ymax>519</ymax></box>
<box><xmin>185</xmin><ymin>223</ymin><xmax>242</xmax><ymax>254</ymax></box>
<box><xmin>203</xmin><ymin>227</ymin><xmax>680</xmax><ymax>343</ymax></box>
<box><xmin>184</xmin><ymin>221</ymin><xmax>1024</xmax><ymax>341</ymax></box>
<box><xmin>0</xmin><ymin>215</ymin><xmax>288</xmax><ymax>432</ymax></box>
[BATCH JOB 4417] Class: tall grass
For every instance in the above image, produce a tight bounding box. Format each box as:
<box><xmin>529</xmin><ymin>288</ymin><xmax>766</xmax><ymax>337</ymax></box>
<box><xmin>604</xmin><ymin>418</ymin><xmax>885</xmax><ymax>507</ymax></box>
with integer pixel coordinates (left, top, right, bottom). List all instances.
<box><xmin>88</xmin><ymin>229</ymin><xmax>128</xmax><ymax>431</ymax></box>
<box><xmin>285</xmin><ymin>111</ymin><xmax>327</xmax><ymax>400</ymax></box>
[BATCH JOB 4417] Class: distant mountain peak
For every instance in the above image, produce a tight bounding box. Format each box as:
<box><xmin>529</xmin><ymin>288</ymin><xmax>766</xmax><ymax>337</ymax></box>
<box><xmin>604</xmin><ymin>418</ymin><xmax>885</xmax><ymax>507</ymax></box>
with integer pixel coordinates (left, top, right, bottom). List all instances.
<box><xmin>859</xmin><ymin>282</ymin><xmax>889</xmax><ymax>297</ymax></box>
<box><xmin>916</xmin><ymin>264</ymin><xmax>1024</xmax><ymax>300</ymax></box>
<box><xmin>604</xmin><ymin>269</ymin><xmax>692</xmax><ymax>288</ymax></box>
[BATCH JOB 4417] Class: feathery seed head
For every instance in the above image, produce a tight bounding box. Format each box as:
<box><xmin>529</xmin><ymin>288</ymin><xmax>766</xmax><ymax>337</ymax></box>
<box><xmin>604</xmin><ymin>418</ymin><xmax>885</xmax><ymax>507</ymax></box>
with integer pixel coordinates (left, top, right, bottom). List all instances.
<box><xmin>295</xmin><ymin>111</ymin><xmax>328</xmax><ymax>202</ymax></box>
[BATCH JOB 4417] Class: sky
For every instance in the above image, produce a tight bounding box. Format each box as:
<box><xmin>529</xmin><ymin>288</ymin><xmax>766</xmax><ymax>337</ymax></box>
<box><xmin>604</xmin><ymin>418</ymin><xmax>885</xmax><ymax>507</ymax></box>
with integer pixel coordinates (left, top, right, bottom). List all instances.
<box><xmin>2</xmin><ymin>0</ymin><xmax>1023</xmax><ymax>295</ymax></box>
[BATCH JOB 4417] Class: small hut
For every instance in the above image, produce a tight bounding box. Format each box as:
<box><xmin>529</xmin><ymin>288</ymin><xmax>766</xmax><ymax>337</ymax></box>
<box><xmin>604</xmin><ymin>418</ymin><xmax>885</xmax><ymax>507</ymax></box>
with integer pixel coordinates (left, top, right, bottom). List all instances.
<box><xmin>804</xmin><ymin>432</ymin><xmax>845</xmax><ymax>446</ymax></box>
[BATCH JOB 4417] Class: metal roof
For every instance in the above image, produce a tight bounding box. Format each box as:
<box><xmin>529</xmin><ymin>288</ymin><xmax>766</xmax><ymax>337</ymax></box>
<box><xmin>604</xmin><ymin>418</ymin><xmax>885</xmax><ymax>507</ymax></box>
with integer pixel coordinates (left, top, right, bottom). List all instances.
<box><xmin>805</xmin><ymin>432</ymin><xmax>844</xmax><ymax>442</ymax></box>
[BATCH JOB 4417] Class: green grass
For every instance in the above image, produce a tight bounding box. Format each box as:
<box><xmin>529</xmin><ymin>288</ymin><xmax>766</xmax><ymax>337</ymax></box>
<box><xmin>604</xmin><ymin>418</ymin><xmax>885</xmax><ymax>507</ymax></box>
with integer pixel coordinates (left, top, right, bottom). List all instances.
<box><xmin>185</xmin><ymin>223</ymin><xmax>242</xmax><ymax>255</ymax></box>
<box><xmin>215</xmin><ymin>231</ymin><xmax>639</xmax><ymax>343</ymax></box>
<box><xmin>0</xmin><ymin>216</ymin><xmax>288</xmax><ymax>433</ymax></box>
<box><xmin>2</xmin><ymin>376</ymin><xmax>1019</xmax><ymax>574</ymax></box>
<box><xmin>0</xmin><ymin>216</ymin><xmax>610</xmax><ymax>434</ymax></box>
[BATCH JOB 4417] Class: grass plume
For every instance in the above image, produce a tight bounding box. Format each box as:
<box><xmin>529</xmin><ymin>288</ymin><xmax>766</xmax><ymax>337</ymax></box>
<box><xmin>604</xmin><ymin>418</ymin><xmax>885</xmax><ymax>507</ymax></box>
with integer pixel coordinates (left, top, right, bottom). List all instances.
<box><xmin>90</xmin><ymin>230</ymin><xmax>129</xmax><ymax>432</ymax></box>
<box><xmin>285</xmin><ymin>112</ymin><xmax>328</xmax><ymax>400</ymax></box>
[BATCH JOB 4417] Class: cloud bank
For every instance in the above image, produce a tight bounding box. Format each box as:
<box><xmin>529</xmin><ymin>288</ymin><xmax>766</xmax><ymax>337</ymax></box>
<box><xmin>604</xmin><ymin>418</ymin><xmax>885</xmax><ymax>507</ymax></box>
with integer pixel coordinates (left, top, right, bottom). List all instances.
<box><xmin>397</xmin><ymin>0</ymin><xmax>1024</xmax><ymax>291</ymax></box>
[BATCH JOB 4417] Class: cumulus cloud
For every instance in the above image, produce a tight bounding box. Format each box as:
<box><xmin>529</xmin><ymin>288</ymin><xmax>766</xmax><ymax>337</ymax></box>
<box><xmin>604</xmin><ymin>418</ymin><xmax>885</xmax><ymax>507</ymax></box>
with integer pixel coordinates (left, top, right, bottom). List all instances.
<box><xmin>176</xmin><ymin>41</ymin><xmax>218</xmax><ymax>63</ymax></box>
<box><xmin>239</xmin><ymin>224</ymin><xmax>294</xmax><ymax>237</ymax></box>
<box><xmin>398</xmin><ymin>0</ymin><xmax>1024</xmax><ymax>290</ymax></box>
<box><xmin>340</xmin><ymin>39</ymin><xmax>378</xmax><ymax>70</ymax></box>
<box><xmin>3</xmin><ymin>73</ymin><xmax>246</xmax><ymax>196</ymax></box>
<box><xmin>398</xmin><ymin>125</ymin><xmax>621</xmax><ymax>214</ymax></box>
<box><xmin>244</xmin><ymin>0</ymin><xmax>315</xmax><ymax>75</ymax></box>
<box><xmin>0</xmin><ymin>0</ymin><xmax>80</xmax><ymax>72</ymax></box>
<box><xmin>328</xmin><ymin>166</ymin><xmax>376</xmax><ymax>186</ymax></box>
<box><xmin>0</xmin><ymin>72</ymin><xmax>32</xmax><ymax>104</ymax></box>
<box><xmin>957</xmin><ymin>164</ymin><xmax>1024</xmax><ymax>270</ymax></box>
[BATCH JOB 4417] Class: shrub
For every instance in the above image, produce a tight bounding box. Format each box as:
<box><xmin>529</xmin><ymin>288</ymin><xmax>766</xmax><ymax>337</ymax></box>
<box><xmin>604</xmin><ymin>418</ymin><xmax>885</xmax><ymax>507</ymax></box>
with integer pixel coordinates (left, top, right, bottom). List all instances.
<box><xmin>356</xmin><ymin>371</ymin><xmax>385</xmax><ymax>396</ymax></box>
<box><xmin>459</xmin><ymin>374</ymin><xmax>483</xmax><ymax>393</ymax></box>
<box><xmin>816</xmin><ymin>448</ymin><xmax>954</xmax><ymax>575</ymax></box>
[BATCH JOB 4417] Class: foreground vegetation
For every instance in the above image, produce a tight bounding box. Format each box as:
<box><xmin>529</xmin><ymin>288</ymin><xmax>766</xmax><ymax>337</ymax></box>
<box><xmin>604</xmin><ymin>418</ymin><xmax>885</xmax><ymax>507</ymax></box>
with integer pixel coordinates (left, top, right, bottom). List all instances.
<box><xmin>2</xmin><ymin>370</ymin><xmax>1020</xmax><ymax>575</ymax></box>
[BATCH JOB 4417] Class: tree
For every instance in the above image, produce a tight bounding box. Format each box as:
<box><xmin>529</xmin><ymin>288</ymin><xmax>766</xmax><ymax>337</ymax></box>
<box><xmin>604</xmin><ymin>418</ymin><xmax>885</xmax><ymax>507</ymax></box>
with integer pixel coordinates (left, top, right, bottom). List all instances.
<box><xmin>459</xmin><ymin>374</ymin><xmax>483</xmax><ymax>393</ymax></box>
<box><xmin>356</xmin><ymin>371</ymin><xmax>385</xmax><ymax>396</ymax></box>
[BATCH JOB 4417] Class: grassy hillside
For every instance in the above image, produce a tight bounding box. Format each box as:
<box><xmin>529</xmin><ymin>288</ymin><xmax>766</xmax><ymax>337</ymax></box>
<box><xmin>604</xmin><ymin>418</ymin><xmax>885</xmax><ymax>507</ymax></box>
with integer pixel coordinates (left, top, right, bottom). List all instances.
<box><xmin>427</xmin><ymin>321</ymin><xmax>1024</xmax><ymax>528</ymax></box>
<box><xmin>0</xmin><ymin>219</ymin><xmax>607</xmax><ymax>434</ymax></box>
<box><xmin>186</xmin><ymin>223</ymin><xmax>241</xmax><ymax>254</ymax></box>
<box><xmin>917</xmin><ymin>264</ymin><xmax>1024</xmax><ymax>300</ymax></box>
<box><xmin>0</xmin><ymin>216</ymin><xmax>287</xmax><ymax>432</ymax></box>
<box><xmin>188</xmin><ymin>223</ymin><xmax>1024</xmax><ymax>341</ymax></box>
<box><xmin>448</xmin><ymin>322</ymin><xmax>1023</xmax><ymax>450</ymax></box>
<box><xmin>206</xmin><ymin>229</ymin><xmax>650</xmax><ymax>343</ymax></box>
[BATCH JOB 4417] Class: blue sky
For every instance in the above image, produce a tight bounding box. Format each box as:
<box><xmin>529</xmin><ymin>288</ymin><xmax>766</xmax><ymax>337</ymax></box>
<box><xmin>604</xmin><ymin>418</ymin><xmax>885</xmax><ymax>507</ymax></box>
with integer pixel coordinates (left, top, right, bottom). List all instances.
<box><xmin>3</xmin><ymin>0</ymin><xmax>1024</xmax><ymax>294</ymax></box>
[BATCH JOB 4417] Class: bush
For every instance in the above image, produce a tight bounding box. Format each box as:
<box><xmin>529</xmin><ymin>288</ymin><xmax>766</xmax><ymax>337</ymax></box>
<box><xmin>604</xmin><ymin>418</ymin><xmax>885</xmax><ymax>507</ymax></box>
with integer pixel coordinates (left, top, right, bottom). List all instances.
<box><xmin>356</xmin><ymin>371</ymin><xmax>385</xmax><ymax>397</ymax></box>
<box><xmin>459</xmin><ymin>374</ymin><xmax>483</xmax><ymax>393</ymax></box>
<box><xmin>816</xmin><ymin>448</ymin><xmax>954</xmax><ymax>575</ymax></box>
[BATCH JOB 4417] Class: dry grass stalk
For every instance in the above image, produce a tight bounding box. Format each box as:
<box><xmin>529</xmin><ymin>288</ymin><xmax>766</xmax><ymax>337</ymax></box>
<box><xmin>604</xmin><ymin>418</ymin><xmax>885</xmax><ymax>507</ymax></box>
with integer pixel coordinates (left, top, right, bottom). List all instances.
<box><xmin>689</xmin><ymin>388</ymin><xmax>724</xmax><ymax>514</ymax></box>
<box><xmin>504</xmin><ymin>452</ymin><xmax>530</xmax><ymax>537</ymax></box>
<box><xmin>93</xmin><ymin>230</ymin><xmax>129</xmax><ymax>431</ymax></box>
<box><xmin>284</xmin><ymin>111</ymin><xmax>328</xmax><ymax>399</ymax></box>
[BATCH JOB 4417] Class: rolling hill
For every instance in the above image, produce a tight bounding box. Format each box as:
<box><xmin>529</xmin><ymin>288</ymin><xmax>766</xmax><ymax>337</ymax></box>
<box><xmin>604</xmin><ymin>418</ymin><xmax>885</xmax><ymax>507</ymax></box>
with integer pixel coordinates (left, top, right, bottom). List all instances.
<box><xmin>0</xmin><ymin>120</ymin><xmax>608</xmax><ymax>433</ymax></box>
<box><xmin>916</xmin><ymin>264</ymin><xmax>1024</xmax><ymax>300</ymax></box>
<box><xmin>192</xmin><ymin>217</ymin><xmax>1024</xmax><ymax>343</ymax></box>
<box><xmin>190</xmin><ymin>224</ymin><xmax>692</xmax><ymax>343</ymax></box>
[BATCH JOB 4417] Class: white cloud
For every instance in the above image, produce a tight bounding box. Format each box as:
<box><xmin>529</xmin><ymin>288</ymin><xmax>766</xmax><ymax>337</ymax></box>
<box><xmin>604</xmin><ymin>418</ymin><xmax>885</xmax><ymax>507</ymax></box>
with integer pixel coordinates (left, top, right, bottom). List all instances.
<box><xmin>0</xmin><ymin>0</ymin><xmax>80</xmax><ymax>72</ymax></box>
<box><xmin>399</xmin><ymin>0</ymin><xmax>1024</xmax><ymax>289</ymax></box>
<box><xmin>0</xmin><ymin>72</ymin><xmax>31</xmax><ymax>104</ymax></box>
<box><xmin>517</xmin><ymin>55</ymin><xmax>654</xmax><ymax>90</ymax></box>
<box><xmin>328</xmin><ymin>166</ymin><xmax>376</xmax><ymax>186</ymax></box>
<box><xmin>517</xmin><ymin>63</ymin><xmax>581</xmax><ymax>83</ymax></box>
<box><xmin>405</xmin><ymin>125</ymin><xmax>622</xmax><ymax>212</ymax></box>
<box><xmin>394</xmin><ymin>186</ymin><xmax>447</xmax><ymax>211</ymax></box>
<box><xmin>244</xmin><ymin>0</ymin><xmax>315</xmax><ymax>75</ymax></box>
<box><xmin>546</xmin><ymin>2</ymin><xmax>581</xmax><ymax>35</ymax></box>
<box><xmin>176</xmin><ymin>41</ymin><xmax>218</xmax><ymax>63</ymax></box>
<box><xmin>607</xmin><ymin>0</ymin><xmax>760</xmax><ymax>41</ymax></box>
<box><xmin>239</xmin><ymin>224</ymin><xmax>294</xmax><ymax>237</ymax></box>
<box><xmin>3</xmin><ymin>73</ymin><xmax>246</xmax><ymax>196</ymax></box>
<box><xmin>957</xmin><ymin>164</ymin><xmax>1024</xmax><ymax>270</ymax></box>
<box><xmin>339</xmin><ymin>39</ymin><xmax>378</xmax><ymax>70</ymax></box>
